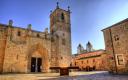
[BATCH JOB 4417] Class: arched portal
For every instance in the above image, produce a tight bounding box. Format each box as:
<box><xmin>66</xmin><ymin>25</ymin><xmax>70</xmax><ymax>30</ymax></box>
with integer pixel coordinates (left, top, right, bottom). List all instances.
<box><xmin>31</xmin><ymin>51</ymin><xmax>42</xmax><ymax>72</ymax></box>
<box><xmin>27</xmin><ymin>44</ymin><xmax>49</xmax><ymax>73</ymax></box>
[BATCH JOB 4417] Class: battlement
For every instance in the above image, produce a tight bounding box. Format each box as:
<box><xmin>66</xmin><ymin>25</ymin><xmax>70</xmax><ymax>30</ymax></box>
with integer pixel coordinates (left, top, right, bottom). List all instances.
<box><xmin>0</xmin><ymin>22</ymin><xmax>51</xmax><ymax>40</ymax></box>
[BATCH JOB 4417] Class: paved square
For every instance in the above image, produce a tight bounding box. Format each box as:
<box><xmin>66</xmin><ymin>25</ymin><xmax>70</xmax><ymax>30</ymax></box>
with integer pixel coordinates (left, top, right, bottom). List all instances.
<box><xmin>0</xmin><ymin>71</ymin><xmax>128</xmax><ymax>80</ymax></box>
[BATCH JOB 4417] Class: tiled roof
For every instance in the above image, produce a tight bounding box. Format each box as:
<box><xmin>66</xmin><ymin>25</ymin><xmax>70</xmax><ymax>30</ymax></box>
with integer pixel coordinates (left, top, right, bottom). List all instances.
<box><xmin>75</xmin><ymin>50</ymin><xmax>104</xmax><ymax>60</ymax></box>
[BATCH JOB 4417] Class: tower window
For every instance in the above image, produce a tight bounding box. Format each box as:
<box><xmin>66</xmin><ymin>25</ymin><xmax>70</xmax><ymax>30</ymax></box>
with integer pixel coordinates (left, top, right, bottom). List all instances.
<box><xmin>63</xmin><ymin>33</ymin><xmax>65</xmax><ymax>36</ymax></box>
<box><xmin>61</xmin><ymin>13</ymin><xmax>65</xmax><ymax>21</ymax></box>
<box><xmin>62</xmin><ymin>38</ymin><xmax>66</xmax><ymax>45</ymax></box>
<box><xmin>17</xmin><ymin>31</ymin><xmax>21</xmax><ymax>36</ymax></box>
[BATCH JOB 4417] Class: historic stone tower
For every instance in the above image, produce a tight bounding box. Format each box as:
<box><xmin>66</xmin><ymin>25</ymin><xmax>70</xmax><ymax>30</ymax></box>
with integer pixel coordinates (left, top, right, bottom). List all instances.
<box><xmin>50</xmin><ymin>3</ymin><xmax>72</xmax><ymax>67</ymax></box>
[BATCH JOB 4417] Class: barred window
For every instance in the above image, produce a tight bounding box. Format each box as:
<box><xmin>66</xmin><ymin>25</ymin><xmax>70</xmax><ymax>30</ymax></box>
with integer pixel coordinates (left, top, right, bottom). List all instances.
<box><xmin>114</xmin><ymin>35</ymin><xmax>119</xmax><ymax>41</ymax></box>
<box><xmin>117</xmin><ymin>54</ymin><xmax>124</xmax><ymax>65</ymax></box>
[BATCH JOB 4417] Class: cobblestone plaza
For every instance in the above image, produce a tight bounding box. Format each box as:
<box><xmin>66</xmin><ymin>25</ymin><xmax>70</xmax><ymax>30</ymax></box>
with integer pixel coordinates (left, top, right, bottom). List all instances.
<box><xmin>1</xmin><ymin>71</ymin><xmax>128</xmax><ymax>80</ymax></box>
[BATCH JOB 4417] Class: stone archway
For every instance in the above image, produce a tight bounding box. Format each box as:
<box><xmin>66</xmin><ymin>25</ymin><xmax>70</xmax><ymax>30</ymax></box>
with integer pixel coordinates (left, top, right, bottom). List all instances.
<box><xmin>31</xmin><ymin>51</ymin><xmax>42</xmax><ymax>72</ymax></box>
<box><xmin>27</xmin><ymin>44</ymin><xmax>49</xmax><ymax>73</ymax></box>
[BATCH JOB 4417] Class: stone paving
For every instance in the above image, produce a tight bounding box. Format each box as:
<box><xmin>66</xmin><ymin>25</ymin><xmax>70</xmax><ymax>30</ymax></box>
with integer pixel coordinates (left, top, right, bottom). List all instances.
<box><xmin>0</xmin><ymin>71</ymin><xmax>128</xmax><ymax>80</ymax></box>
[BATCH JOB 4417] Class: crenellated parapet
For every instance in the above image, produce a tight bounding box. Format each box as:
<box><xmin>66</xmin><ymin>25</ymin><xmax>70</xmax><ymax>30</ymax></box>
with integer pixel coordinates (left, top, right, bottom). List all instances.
<box><xmin>0</xmin><ymin>20</ymin><xmax>51</xmax><ymax>45</ymax></box>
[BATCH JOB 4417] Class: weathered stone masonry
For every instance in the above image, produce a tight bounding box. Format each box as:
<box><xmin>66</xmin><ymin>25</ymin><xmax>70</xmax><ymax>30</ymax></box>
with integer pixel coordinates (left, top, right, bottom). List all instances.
<box><xmin>102</xmin><ymin>18</ymin><xmax>128</xmax><ymax>74</ymax></box>
<box><xmin>0</xmin><ymin>5</ymin><xmax>72</xmax><ymax>73</ymax></box>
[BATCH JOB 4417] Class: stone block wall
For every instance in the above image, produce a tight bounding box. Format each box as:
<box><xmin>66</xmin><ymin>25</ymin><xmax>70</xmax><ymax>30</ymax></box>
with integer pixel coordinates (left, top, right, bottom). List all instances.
<box><xmin>0</xmin><ymin>25</ymin><xmax>51</xmax><ymax>73</ymax></box>
<box><xmin>0</xmin><ymin>25</ymin><xmax>7</xmax><ymax>73</ymax></box>
<box><xmin>102</xmin><ymin>19</ymin><xmax>128</xmax><ymax>74</ymax></box>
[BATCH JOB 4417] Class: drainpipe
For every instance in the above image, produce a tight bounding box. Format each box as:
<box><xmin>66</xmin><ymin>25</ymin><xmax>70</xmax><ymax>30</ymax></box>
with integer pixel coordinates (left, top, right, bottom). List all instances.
<box><xmin>109</xmin><ymin>28</ymin><xmax>118</xmax><ymax>74</ymax></box>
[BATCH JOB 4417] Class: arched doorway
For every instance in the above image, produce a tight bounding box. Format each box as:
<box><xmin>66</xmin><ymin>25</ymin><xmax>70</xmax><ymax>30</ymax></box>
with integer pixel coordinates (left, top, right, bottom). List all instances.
<box><xmin>28</xmin><ymin>44</ymin><xmax>49</xmax><ymax>73</ymax></box>
<box><xmin>31</xmin><ymin>51</ymin><xmax>42</xmax><ymax>72</ymax></box>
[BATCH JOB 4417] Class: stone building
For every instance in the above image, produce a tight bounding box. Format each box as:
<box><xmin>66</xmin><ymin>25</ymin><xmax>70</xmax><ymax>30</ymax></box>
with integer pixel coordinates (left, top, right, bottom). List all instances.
<box><xmin>102</xmin><ymin>18</ymin><xmax>128</xmax><ymax>74</ymax></box>
<box><xmin>71</xmin><ymin>42</ymin><xmax>107</xmax><ymax>71</ymax></box>
<box><xmin>0</xmin><ymin>4</ymin><xmax>71</xmax><ymax>73</ymax></box>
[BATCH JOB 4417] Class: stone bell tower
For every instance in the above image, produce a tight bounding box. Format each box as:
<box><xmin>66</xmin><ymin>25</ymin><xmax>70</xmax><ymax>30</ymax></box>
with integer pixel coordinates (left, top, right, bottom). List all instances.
<box><xmin>50</xmin><ymin>2</ymin><xmax>72</xmax><ymax>67</ymax></box>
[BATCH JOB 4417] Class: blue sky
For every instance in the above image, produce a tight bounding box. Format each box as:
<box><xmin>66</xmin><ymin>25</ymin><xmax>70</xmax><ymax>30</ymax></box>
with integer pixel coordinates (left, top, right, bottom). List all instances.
<box><xmin>0</xmin><ymin>0</ymin><xmax>128</xmax><ymax>54</ymax></box>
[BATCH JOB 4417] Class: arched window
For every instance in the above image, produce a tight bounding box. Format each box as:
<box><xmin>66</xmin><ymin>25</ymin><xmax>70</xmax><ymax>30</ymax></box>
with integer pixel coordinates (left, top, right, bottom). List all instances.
<box><xmin>61</xmin><ymin>13</ymin><xmax>65</xmax><ymax>21</ymax></box>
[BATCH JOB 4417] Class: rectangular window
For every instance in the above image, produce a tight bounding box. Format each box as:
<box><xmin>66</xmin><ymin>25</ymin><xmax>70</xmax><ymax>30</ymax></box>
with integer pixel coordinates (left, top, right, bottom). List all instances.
<box><xmin>62</xmin><ymin>39</ymin><xmax>66</xmax><ymax>45</ymax></box>
<box><xmin>114</xmin><ymin>35</ymin><xmax>119</xmax><ymax>41</ymax></box>
<box><xmin>124</xmin><ymin>24</ymin><xmax>128</xmax><ymax>30</ymax></box>
<box><xmin>116</xmin><ymin>54</ymin><xmax>124</xmax><ymax>65</ymax></box>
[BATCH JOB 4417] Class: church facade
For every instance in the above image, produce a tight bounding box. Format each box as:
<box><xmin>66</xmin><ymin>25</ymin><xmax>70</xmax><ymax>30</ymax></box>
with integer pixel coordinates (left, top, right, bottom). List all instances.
<box><xmin>0</xmin><ymin>5</ymin><xmax>71</xmax><ymax>73</ymax></box>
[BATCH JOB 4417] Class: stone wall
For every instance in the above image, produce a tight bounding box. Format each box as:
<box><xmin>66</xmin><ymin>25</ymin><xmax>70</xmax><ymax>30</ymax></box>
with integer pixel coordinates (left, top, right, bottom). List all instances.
<box><xmin>1</xmin><ymin>25</ymin><xmax>51</xmax><ymax>73</ymax></box>
<box><xmin>0</xmin><ymin>25</ymin><xmax>7</xmax><ymax>73</ymax></box>
<box><xmin>0</xmin><ymin>6</ymin><xmax>72</xmax><ymax>73</ymax></box>
<box><xmin>102</xmin><ymin>19</ymin><xmax>128</xmax><ymax>74</ymax></box>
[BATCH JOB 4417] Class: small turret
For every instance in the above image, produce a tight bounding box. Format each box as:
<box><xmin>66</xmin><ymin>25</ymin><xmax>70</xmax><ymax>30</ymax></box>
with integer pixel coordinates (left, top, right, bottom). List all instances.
<box><xmin>8</xmin><ymin>20</ymin><xmax>13</xmax><ymax>26</ymax></box>
<box><xmin>56</xmin><ymin>2</ymin><xmax>59</xmax><ymax>9</ymax></box>
<box><xmin>27</xmin><ymin>24</ymin><xmax>32</xmax><ymax>30</ymax></box>
<box><xmin>86</xmin><ymin>41</ymin><xmax>93</xmax><ymax>52</ymax></box>
<box><xmin>77</xmin><ymin>43</ymin><xmax>84</xmax><ymax>54</ymax></box>
<box><xmin>67</xmin><ymin>6</ymin><xmax>71</xmax><ymax>13</ymax></box>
